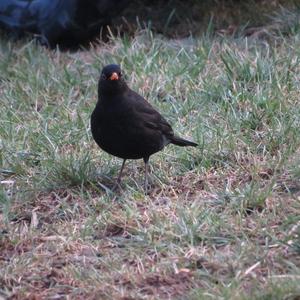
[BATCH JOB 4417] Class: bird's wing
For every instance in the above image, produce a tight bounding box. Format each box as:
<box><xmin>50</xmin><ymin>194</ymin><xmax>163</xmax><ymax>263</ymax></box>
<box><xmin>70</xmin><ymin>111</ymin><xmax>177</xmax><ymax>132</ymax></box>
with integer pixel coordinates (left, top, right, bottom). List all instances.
<box><xmin>128</xmin><ymin>91</ymin><xmax>174</xmax><ymax>139</ymax></box>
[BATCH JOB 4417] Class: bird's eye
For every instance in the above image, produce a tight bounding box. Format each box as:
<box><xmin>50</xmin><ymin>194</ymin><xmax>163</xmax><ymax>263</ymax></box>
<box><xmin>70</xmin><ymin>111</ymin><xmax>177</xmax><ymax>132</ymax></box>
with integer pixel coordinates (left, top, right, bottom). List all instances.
<box><xmin>101</xmin><ymin>73</ymin><xmax>107</xmax><ymax>80</ymax></box>
<box><xmin>118</xmin><ymin>72</ymin><xmax>122</xmax><ymax>77</ymax></box>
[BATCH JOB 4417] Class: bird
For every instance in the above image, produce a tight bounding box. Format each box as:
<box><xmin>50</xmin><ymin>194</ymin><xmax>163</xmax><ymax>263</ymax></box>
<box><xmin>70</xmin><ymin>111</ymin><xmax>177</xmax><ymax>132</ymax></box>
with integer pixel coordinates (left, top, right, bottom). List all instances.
<box><xmin>91</xmin><ymin>64</ymin><xmax>198</xmax><ymax>193</ymax></box>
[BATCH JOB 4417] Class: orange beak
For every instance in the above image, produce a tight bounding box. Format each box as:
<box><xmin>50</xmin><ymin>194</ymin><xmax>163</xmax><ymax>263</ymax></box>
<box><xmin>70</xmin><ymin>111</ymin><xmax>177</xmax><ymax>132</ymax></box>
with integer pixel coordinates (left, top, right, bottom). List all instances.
<box><xmin>109</xmin><ymin>72</ymin><xmax>119</xmax><ymax>80</ymax></box>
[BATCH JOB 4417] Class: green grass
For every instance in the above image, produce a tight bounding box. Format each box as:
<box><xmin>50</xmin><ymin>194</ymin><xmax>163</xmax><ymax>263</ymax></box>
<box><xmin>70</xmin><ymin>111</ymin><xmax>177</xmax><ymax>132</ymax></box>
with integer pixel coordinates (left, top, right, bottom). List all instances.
<box><xmin>1</xmin><ymin>13</ymin><xmax>300</xmax><ymax>299</ymax></box>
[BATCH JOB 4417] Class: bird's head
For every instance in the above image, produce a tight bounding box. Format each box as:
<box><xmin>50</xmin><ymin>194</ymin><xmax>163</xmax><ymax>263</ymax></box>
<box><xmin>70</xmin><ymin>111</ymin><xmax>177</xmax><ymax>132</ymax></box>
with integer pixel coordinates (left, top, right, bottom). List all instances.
<box><xmin>98</xmin><ymin>64</ymin><xmax>127</xmax><ymax>96</ymax></box>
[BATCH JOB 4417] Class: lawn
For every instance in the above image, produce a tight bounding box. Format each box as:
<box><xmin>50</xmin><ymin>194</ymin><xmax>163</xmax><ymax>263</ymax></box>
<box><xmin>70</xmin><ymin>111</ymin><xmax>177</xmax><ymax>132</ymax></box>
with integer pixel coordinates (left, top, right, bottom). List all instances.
<box><xmin>1</xmin><ymin>6</ymin><xmax>300</xmax><ymax>300</ymax></box>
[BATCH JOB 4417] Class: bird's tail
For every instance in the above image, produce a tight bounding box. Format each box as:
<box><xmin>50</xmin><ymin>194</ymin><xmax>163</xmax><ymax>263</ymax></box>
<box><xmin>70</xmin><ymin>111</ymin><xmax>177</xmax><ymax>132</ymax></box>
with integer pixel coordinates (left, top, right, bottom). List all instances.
<box><xmin>171</xmin><ymin>136</ymin><xmax>198</xmax><ymax>147</ymax></box>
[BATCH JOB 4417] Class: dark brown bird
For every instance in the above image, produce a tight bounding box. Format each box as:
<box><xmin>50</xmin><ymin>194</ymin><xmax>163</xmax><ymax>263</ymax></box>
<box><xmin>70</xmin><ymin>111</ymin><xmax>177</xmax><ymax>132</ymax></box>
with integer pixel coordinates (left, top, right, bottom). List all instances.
<box><xmin>91</xmin><ymin>64</ymin><xmax>197</xmax><ymax>192</ymax></box>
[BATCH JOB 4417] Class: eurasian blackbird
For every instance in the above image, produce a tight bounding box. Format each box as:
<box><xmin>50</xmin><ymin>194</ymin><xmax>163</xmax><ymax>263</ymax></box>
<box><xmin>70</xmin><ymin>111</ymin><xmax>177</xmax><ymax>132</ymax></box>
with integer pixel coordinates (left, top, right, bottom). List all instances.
<box><xmin>91</xmin><ymin>64</ymin><xmax>198</xmax><ymax>192</ymax></box>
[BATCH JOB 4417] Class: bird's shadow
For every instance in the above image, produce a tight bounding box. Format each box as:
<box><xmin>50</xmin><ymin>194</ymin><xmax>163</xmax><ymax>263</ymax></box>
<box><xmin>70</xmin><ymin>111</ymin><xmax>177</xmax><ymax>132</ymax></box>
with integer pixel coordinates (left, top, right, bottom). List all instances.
<box><xmin>88</xmin><ymin>173</ymin><xmax>156</xmax><ymax>198</ymax></box>
<box><xmin>87</xmin><ymin>174</ymin><xmax>118</xmax><ymax>196</ymax></box>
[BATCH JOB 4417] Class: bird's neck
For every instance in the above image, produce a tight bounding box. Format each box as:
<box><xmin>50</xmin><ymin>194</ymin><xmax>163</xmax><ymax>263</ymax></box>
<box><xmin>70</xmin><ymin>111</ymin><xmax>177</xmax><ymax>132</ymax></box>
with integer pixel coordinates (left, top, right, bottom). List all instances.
<box><xmin>98</xmin><ymin>84</ymin><xmax>129</xmax><ymax>102</ymax></box>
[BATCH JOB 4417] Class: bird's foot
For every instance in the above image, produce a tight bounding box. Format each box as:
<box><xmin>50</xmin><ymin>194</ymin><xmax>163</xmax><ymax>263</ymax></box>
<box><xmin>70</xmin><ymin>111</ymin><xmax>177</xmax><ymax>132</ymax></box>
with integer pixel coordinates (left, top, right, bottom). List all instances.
<box><xmin>144</xmin><ymin>182</ymin><xmax>152</xmax><ymax>195</ymax></box>
<box><xmin>112</xmin><ymin>180</ymin><xmax>122</xmax><ymax>192</ymax></box>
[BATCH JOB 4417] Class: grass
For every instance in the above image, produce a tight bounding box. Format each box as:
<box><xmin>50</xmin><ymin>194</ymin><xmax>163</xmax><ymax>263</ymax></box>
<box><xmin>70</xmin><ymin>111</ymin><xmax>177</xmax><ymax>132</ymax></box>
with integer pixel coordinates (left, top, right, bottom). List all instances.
<box><xmin>1</xmin><ymin>8</ymin><xmax>300</xmax><ymax>300</ymax></box>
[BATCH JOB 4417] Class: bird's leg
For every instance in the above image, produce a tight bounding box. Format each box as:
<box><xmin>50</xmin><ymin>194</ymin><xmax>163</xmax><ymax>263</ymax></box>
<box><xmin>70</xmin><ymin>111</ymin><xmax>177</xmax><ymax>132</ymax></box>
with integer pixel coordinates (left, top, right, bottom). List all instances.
<box><xmin>113</xmin><ymin>159</ymin><xmax>126</xmax><ymax>190</ymax></box>
<box><xmin>143</xmin><ymin>157</ymin><xmax>149</xmax><ymax>194</ymax></box>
